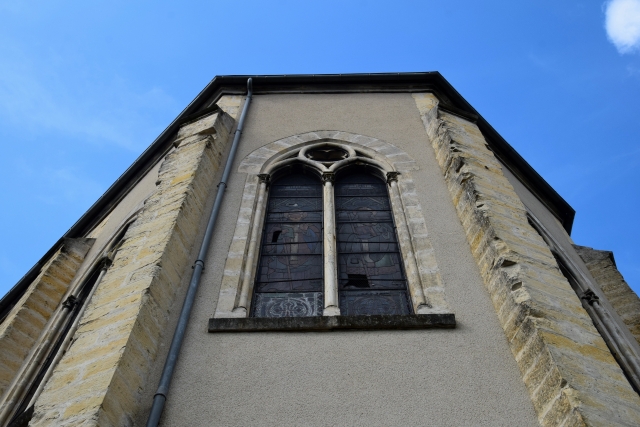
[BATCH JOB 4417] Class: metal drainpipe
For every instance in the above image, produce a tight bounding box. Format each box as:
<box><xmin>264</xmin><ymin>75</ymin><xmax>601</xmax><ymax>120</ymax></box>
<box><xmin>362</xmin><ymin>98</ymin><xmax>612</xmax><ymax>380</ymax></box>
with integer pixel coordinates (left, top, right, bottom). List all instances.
<box><xmin>146</xmin><ymin>77</ymin><xmax>253</xmax><ymax>427</ymax></box>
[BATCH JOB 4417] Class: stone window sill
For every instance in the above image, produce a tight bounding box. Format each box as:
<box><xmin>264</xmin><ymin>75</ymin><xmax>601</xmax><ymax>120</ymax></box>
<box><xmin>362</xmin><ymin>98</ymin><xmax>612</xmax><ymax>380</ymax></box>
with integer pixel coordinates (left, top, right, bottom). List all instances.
<box><xmin>208</xmin><ymin>313</ymin><xmax>455</xmax><ymax>333</ymax></box>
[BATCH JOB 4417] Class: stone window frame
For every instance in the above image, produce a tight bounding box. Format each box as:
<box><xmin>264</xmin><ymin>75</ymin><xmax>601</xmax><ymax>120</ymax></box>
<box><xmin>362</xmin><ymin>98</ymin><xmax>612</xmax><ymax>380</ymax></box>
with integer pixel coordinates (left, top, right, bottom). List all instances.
<box><xmin>213</xmin><ymin>131</ymin><xmax>453</xmax><ymax>322</ymax></box>
<box><xmin>526</xmin><ymin>211</ymin><xmax>640</xmax><ymax>392</ymax></box>
<box><xmin>0</xmin><ymin>212</ymin><xmax>138</xmax><ymax>425</ymax></box>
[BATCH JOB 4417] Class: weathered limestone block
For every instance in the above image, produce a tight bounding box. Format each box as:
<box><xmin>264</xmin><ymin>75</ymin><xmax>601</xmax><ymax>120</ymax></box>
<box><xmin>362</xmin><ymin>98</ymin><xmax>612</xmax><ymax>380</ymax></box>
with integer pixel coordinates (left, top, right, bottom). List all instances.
<box><xmin>0</xmin><ymin>238</ymin><xmax>94</xmax><ymax>401</ymax></box>
<box><xmin>412</xmin><ymin>93</ymin><xmax>640</xmax><ymax>427</ymax></box>
<box><xmin>215</xmin><ymin>95</ymin><xmax>244</xmax><ymax>120</ymax></box>
<box><xmin>574</xmin><ymin>245</ymin><xmax>640</xmax><ymax>346</ymax></box>
<box><xmin>29</xmin><ymin>110</ymin><xmax>233</xmax><ymax>426</ymax></box>
<box><xmin>175</xmin><ymin>109</ymin><xmax>234</xmax><ymax>145</ymax></box>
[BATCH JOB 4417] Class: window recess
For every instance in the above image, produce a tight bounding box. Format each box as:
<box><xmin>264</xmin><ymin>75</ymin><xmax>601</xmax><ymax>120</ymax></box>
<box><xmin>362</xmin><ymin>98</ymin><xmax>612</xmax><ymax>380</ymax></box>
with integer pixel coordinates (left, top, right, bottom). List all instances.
<box><xmin>251</xmin><ymin>172</ymin><xmax>324</xmax><ymax>318</ymax></box>
<box><xmin>211</xmin><ymin>140</ymin><xmax>455</xmax><ymax>331</ymax></box>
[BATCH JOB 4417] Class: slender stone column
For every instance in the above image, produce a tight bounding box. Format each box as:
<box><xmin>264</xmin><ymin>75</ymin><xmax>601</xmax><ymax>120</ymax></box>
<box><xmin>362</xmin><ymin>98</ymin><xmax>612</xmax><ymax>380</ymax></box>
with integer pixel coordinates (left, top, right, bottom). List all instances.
<box><xmin>387</xmin><ymin>172</ymin><xmax>430</xmax><ymax>313</ymax></box>
<box><xmin>322</xmin><ymin>172</ymin><xmax>340</xmax><ymax>316</ymax></box>
<box><xmin>235</xmin><ymin>174</ymin><xmax>270</xmax><ymax>315</ymax></box>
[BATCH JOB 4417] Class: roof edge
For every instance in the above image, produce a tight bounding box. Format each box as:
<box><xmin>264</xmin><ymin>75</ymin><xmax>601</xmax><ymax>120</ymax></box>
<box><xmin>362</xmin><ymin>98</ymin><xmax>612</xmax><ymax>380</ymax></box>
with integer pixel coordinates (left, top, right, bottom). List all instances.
<box><xmin>0</xmin><ymin>72</ymin><xmax>575</xmax><ymax>316</ymax></box>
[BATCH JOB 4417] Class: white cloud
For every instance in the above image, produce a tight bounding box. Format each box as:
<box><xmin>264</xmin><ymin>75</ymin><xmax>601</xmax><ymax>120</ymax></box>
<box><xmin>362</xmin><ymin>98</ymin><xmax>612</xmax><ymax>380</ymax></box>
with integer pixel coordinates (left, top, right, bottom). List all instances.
<box><xmin>605</xmin><ymin>0</ymin><xmax>640</xmax><ymax>54</ymax></box>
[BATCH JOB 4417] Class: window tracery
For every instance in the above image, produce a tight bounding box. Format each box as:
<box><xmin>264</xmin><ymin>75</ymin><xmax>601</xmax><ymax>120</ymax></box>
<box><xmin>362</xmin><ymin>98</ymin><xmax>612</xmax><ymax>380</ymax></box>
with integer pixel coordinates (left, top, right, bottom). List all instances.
<box><xmin>247</xmin><ymin>144</ymin><xmax>418</xmax><ymax>318</ymax></box>
<box><xmin>214</xmin><ymin>134</ymin><xmax>453</xmax><ymax>320</ymax></box>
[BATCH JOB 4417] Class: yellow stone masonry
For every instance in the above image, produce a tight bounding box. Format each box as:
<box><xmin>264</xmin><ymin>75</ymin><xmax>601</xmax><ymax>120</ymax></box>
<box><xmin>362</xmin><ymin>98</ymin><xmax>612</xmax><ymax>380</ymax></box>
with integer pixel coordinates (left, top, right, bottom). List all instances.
<box><xmin>0</xmin><ymin>238</ymin><xmax>94</xmax><ymax>401</ymax></box>
<box><xmin>29</xmin><ymin>110</ymin><xmax>233</xmax><ymax>426</ymax></box>
<box><xmin>9</xmin><ymin>90</ymin><xmax>637</xmax><ymax>425</ymax></box>
<box><xmin>575</xmin><ymin>245</ymin><xmax>640</xmax><ymax>346</ymax></box>
<box><xmin>413</xmin><ymin>93</ymin><xmax>640</xmax><ymax>427</ymax></box>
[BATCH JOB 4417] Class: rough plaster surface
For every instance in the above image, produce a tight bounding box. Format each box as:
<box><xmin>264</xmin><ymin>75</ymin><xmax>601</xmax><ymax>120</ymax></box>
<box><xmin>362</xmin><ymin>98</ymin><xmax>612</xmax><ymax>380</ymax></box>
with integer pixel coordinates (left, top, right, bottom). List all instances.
<box><xmin>143</xmin><ymin>93</ymin><xmax>539</xmax><ymax>426</ymax></box>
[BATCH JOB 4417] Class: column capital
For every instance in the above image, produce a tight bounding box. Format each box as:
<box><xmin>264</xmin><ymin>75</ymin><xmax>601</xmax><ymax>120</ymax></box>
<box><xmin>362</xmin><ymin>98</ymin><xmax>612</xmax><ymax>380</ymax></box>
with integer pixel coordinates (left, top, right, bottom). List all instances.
<box><xmin>386</xmin><ymin>171</ymin><xmax>400</xmax><ymax>184</ymax></box>
<box><xmin>257</xmin><ymin>173</ymin><xmax>271</xmax><ymax>185</ymax></box>
<box><xmin>322</xmin><ymin>172</ymin><xmax>335</xmax><ymax>184</ymax></box>
<box><xmin>99</xmin><ymin>257</ymin><xmax>113</xmax><ymax>271</ymax></box>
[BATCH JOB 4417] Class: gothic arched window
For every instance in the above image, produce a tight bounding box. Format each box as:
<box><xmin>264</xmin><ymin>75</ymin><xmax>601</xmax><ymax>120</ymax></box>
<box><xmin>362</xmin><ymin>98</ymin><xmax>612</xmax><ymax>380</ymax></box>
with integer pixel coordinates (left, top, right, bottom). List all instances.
<box><xmin>251</xmin><ymin>171</ymin><xmax>324</xmax><ymax>317</ymax></box>
<box><xmin>216</xmin><ymin>139</ymin><xmax>451</xmax><ymax>321</ymax></box>
<box><xmin>251</xmin><ymin>165</ymin><xmax>413</xmax><ymax>318</ymax></box>
<box><xmin>335</xmin><ymin>171</ymin><xmax>412</xmax><ymax>316</ymax></box>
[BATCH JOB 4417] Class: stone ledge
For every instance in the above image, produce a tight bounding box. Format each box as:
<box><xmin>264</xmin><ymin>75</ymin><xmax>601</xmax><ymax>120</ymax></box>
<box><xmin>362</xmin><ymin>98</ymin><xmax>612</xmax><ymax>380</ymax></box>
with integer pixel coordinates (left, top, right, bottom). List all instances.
<box><xmin>208</xmin><ymin>313</ymin><xmax>456</xmax><ymax>332</ymax></box>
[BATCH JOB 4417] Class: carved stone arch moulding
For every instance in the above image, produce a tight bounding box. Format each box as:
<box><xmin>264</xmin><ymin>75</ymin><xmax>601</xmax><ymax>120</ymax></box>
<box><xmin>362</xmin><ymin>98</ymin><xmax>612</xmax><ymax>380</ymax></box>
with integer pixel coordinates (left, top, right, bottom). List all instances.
<box><xmin>214</xmin><ymin>131</ymin><xmax>453</xmax><ymax>319</ymax></box>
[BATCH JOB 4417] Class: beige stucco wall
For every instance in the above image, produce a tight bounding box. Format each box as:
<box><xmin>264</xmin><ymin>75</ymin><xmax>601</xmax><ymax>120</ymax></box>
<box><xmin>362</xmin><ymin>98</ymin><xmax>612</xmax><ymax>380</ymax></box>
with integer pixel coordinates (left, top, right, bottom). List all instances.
<box><xmin>140</xmin><ymin>93</ymin><xmax>540</xmax><ymax>426</ymax></box>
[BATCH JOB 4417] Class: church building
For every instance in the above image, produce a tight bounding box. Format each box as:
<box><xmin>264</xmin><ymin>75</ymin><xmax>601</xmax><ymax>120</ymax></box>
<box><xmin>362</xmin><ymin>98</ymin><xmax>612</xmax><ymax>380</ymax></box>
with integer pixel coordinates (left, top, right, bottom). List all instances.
<box><xmin>1</xmin><ymin>73</ymin><xmax>639</xmax><ymax>426</ymax></box>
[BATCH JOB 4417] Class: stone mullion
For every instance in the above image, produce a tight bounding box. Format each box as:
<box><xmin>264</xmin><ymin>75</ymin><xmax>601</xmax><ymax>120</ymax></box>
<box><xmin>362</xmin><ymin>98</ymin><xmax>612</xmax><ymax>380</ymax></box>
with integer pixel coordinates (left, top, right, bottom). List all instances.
<box><xmin>386</xmin><ymin>172</ymin><xmax>429</xmax><ymax>313</ymax></box>
<box><xmin>235</xmin><ymin>174</ymin><xmax>270</xmax><ymax>315</ymax></box>
<box><xmin>575</xmin><ymin>245</ymin><xmax>640</xmax><ymax>346</ymax></box>
<box><xmin>322</xmin><ymin>172</ymin><xmax>340</xmax><ymax>316</ymax></box>
<box><xmin>0</xmin><ymin>239</ymin><xmax>94</xmax><ymax>423</ymax></box>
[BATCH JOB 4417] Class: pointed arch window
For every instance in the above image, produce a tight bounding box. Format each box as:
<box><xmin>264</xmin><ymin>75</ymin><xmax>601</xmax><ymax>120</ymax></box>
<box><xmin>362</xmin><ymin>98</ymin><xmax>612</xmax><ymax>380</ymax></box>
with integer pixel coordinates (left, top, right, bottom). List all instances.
<box><xmin>336</xmin><ymin>171</ymin><xmax>412</xmax><ymax>316</ymax></box>
<box><xmin>212</xmin><ymin>139</ymin><xmax>456</xmax><ymax>328</ymax></box>
<box><xmin>251</xmin><ymin>171</ymin><xmax>324</xmax><ymax>317</ymax></box>
<box><xmin>251</xmin><ymin>163</ymin><xmax>414</xmax><ymax>318</ymax></box>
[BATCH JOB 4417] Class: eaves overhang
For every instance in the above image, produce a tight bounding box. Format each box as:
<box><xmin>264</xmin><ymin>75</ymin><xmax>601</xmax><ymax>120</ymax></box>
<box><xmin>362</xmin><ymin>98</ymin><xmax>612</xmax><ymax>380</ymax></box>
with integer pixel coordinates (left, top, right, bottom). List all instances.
<box><xmin>0</xmin><ymin>71</ymin><xmax>575</xmax><ymax>318</ymax></box>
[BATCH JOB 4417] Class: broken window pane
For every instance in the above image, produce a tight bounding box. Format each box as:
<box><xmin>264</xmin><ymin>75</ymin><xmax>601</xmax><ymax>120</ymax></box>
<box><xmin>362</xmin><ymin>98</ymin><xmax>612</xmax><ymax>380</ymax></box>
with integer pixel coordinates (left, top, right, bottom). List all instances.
<box><xmin>335</xmin><ymin>172</ymin><xmax>412</xmax><ymax>316</ymax></box>
<box><xmin>252</xmin><ymin>172</ymin><xmax>324</xmax><ymax>317</ymax></box>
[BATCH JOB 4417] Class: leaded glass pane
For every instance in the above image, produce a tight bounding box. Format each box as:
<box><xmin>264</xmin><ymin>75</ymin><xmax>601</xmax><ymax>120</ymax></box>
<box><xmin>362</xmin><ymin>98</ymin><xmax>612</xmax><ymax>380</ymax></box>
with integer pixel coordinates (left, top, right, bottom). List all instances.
<box><xmin>266</xmin><ymin>211</ymin><xmax>323</xmax><ymax>223</ymax></box>
<box><xmin>270</xmin><ymin>174</ymin><xmax>322</xmax><ymax>197</ymax></box>
<box><xmin>339</xmin><ymin>290</ymin><xmax>412</xmax><ymax>316</ymax></box>
<box><xmin>252</xmin><ymin>172</ymin><xmax>323</xmax><ymax>318</ymax></box>
<box><xmin>336</xmin><ymin>210</ymin><xmax>393</xmax><ymax>222</ymax></box>
<box><xmin>253</xmin><ymin>292</ymin><xmax>324</xmax><ymax>317</ymax></box>
<box><xmin>335</xmin><ymin>196</ymin><xmax>390</xmax><ymax>211</ymax></box>
<box><xmin>338</xmin><ymin>279</ymin><xmax>408</xmax><ymax>291</ymax></box>
<box><xmin>268</xmin><ymin>197</ymin><xmax>322</xmax><ymax>212</ymax></box>
<box><xmin>336</xmin><ymin>171</ymin><xmax>412</xmax><ymax>316</ymax></box>
<box><xmin>336</xmin><ymin>222</ymin><xmax>399</xmax><ymax>252</ymax></box>
<box><xmin>255</xmin><ymin>279</ymin><xmax>323</xmax><ymax>293</ymax></box>
<box><xmin>257</xmin><ymin>255</ymin><xmax>323</xmax><ymax>283</ymax></box>
<box><xmin>337</xmin><ymin>253</ymin><xmax>405</xmax><ymax>282</ymax></box>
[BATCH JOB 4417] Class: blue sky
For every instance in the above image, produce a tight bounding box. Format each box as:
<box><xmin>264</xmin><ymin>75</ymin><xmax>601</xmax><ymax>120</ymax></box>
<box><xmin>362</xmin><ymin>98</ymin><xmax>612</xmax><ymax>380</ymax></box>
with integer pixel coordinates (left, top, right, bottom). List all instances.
<box><xmin>1</xmin><ymin>0</ymin><xmax>639</xmax><ymax>297</ymax></box>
